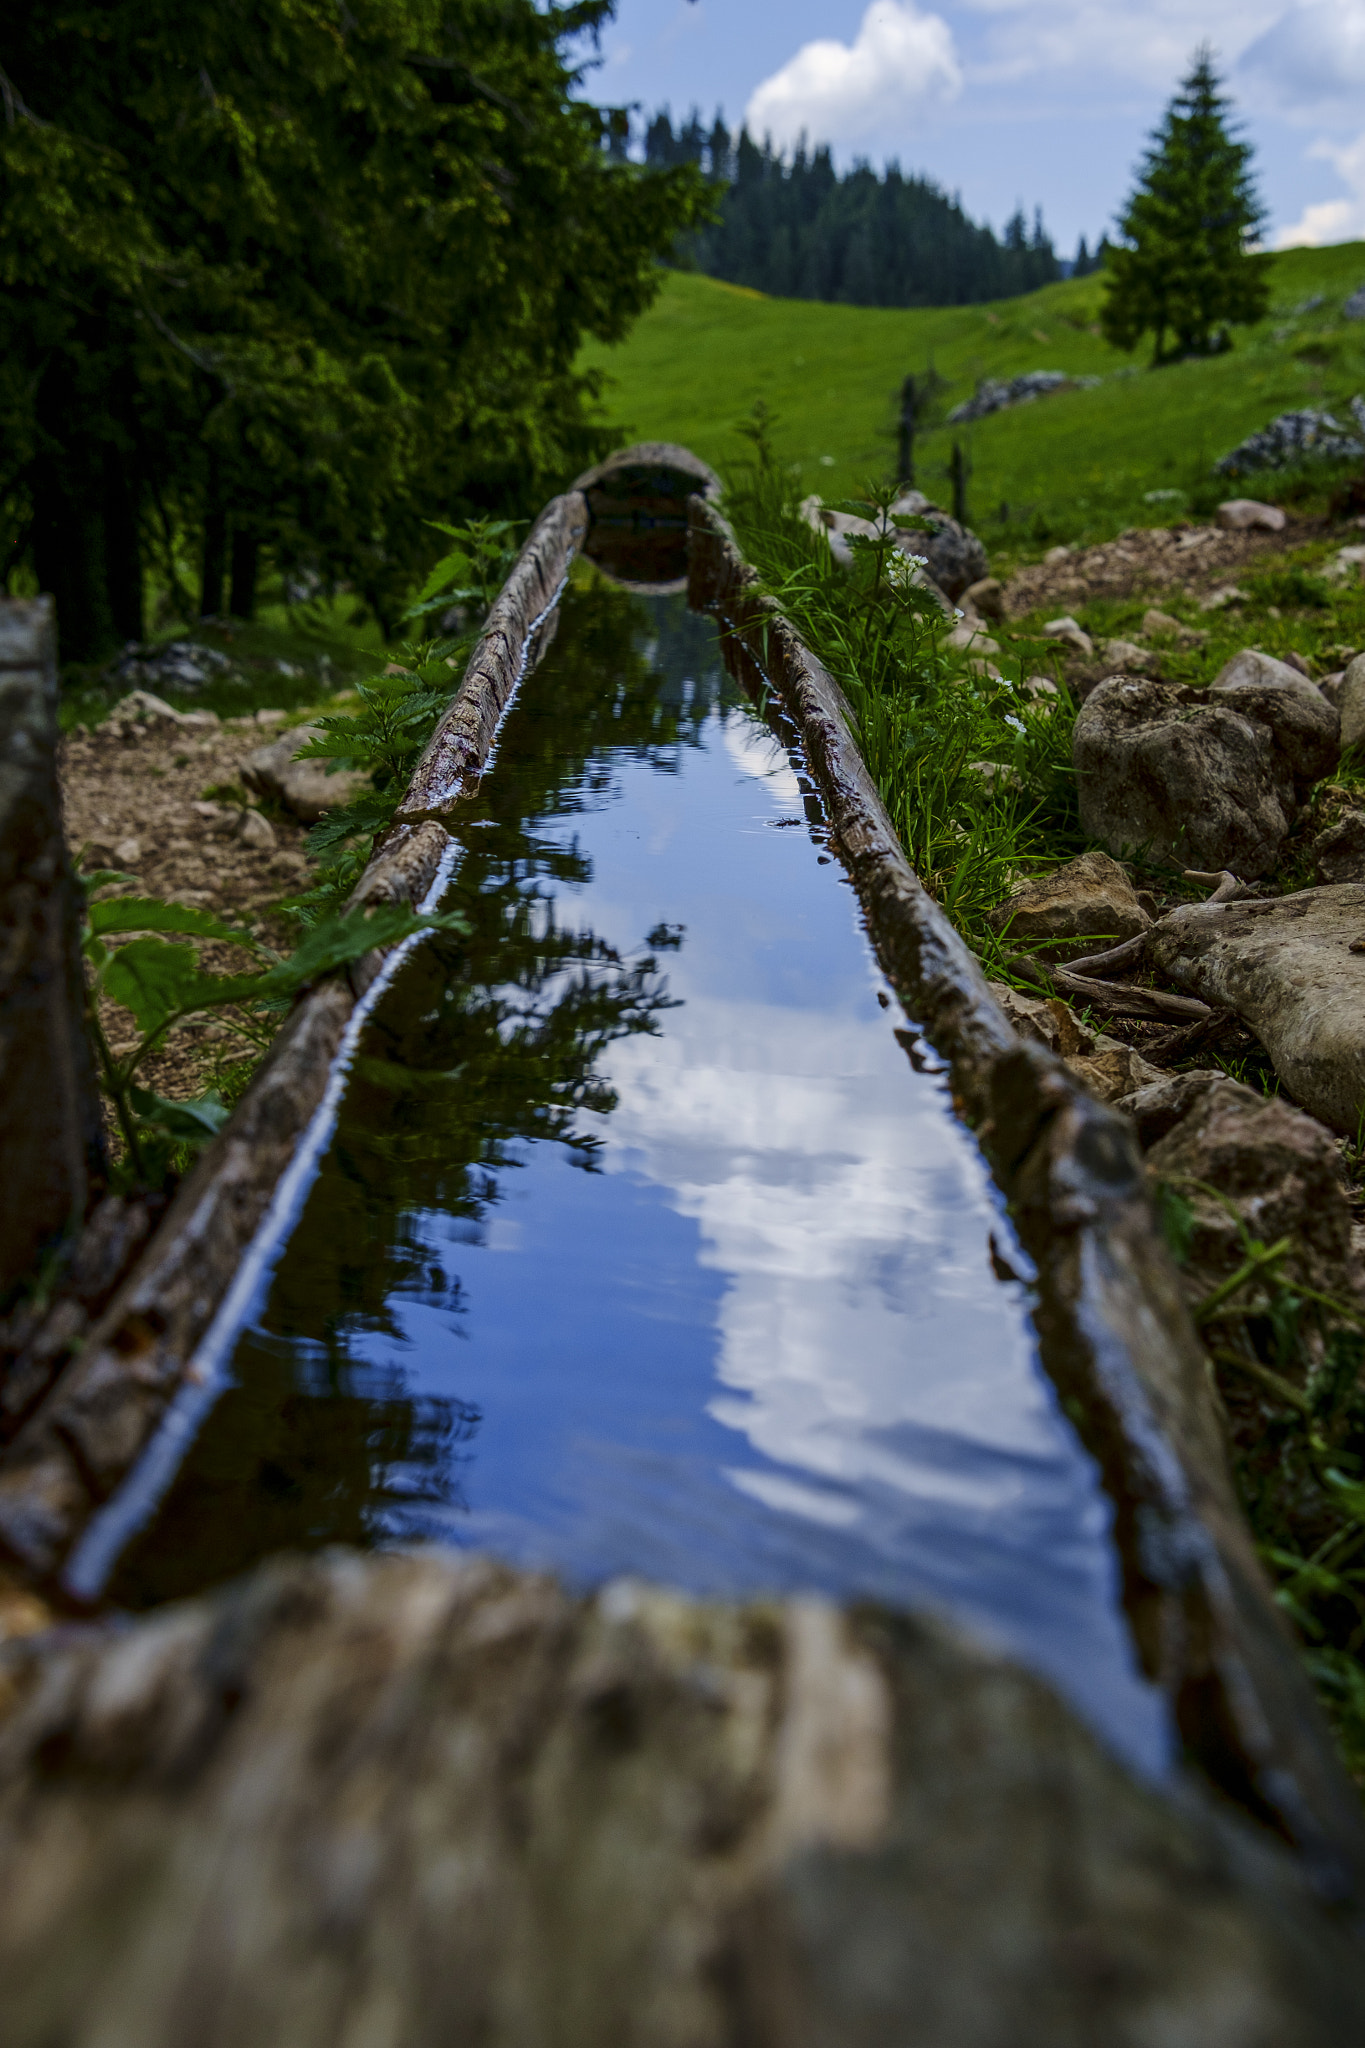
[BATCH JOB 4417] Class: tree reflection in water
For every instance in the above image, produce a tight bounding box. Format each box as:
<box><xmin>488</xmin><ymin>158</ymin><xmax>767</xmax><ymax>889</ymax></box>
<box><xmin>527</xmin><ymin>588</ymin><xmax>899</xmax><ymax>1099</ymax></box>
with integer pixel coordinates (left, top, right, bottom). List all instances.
<box><xmin>112</xmin><ymin>575</ymin><xmax>733</xmax><ymax>1607</ymax></box>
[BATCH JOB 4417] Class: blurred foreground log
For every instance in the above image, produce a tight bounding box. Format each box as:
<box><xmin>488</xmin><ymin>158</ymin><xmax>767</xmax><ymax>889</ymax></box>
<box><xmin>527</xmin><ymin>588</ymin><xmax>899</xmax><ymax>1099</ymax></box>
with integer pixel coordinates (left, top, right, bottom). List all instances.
<box><xmin>0</xmin><ymin>598</ymin><xmax>104</xmax><ymax>1297</ymax></box>
<box><xmin>0</xmin><ymin>1548</ymin><xmax>1360</xmax><ymax>2046</ymax></box>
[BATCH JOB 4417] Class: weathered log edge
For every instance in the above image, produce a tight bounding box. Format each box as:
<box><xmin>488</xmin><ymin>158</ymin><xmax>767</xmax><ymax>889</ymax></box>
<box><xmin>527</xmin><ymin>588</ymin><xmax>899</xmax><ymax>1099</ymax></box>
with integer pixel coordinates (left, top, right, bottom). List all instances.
<box><xmin>0</xmin><ymin>492</ymin><xmax>588</xmax><ymax>1593</ymax></box>
<box><xmin>688</xmin><ymin>495</ymin><xmax>1365</xmax><ymax>1901</ymax></box>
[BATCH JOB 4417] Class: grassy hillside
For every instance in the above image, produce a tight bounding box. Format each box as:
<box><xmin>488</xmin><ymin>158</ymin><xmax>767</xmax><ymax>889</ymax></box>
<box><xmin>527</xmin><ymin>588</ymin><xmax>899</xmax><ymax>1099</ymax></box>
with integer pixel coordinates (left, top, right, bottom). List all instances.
<box><xmin>579</xmin><ymin>244</ymin><xmax>1365</xmax><ymax>555</ymax></box>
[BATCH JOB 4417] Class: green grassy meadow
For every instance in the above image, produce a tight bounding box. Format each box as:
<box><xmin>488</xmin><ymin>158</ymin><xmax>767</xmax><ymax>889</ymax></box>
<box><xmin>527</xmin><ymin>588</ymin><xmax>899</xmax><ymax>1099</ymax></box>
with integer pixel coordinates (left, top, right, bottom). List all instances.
<box><xmin>580</xmin><ymin>243</ymin><xmax>1365</xmax><ymax>554</ymax></box>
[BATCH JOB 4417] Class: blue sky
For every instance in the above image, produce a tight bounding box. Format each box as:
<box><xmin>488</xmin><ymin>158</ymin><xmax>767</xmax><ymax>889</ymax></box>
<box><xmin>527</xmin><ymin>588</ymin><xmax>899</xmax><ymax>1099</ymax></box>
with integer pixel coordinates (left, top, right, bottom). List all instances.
<box><xmin>576</xmin><ymin>0</ymin><xmax>1365</xmax><ymax>255</ymax></box>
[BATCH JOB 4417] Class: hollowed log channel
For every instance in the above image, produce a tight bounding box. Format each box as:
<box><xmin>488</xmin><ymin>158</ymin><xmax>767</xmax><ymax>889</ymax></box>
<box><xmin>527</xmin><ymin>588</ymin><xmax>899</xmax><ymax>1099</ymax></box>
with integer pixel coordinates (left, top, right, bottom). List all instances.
<box><xmin>6</xmin><ymin>448</ymin><xmax>1362</xmax><ymax>1901</ymax></box>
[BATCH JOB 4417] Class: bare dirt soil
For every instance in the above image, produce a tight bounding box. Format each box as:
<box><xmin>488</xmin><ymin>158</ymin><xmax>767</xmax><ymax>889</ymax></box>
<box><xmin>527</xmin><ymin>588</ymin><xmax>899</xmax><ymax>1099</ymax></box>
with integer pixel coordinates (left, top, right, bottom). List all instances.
<box><xmin>1005</xmin><ymin>514</ymin><xmax>1356</xmax><ymax>615</ymax></box>
<box><xmin>60</xmin><ymin>708</ymin><xmax>317</xmax><ymax>1107</ymax></box>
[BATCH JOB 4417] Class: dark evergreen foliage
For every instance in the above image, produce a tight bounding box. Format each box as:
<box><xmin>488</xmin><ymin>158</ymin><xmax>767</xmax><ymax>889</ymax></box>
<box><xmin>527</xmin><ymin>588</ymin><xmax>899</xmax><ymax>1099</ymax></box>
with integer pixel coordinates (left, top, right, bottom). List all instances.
<box><xmin>0</xmin><ymin>2</ymin><xmax>707</xmax><ymax>660</ymax></box>
<box><xmin>1101</xmin><ymin>48</ymin><xmax>1269</xmax><ymax>365</ymax></box>
<box><xmin>643</xmin><ymin>111</ymin><xmax>1060</xmax><ymax>308</ymax></box>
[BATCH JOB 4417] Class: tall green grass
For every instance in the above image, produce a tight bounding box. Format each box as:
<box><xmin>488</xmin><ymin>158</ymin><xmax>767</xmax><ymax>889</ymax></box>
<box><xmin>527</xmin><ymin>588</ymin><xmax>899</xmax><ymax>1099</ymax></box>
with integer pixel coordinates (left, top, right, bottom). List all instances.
<box><xmin>722</xmin><ymin>417</ymin><xmax>1080</xmax><ymax>961</ymax></box>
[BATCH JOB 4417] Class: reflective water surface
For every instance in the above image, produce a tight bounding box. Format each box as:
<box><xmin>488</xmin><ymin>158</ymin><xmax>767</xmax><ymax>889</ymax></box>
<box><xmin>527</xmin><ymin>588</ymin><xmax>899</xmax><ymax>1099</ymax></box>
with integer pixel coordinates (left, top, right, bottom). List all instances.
<box><xmin>113</xmin><ymin>577</ymin><xmax>1166</xmax><ymax>1770</ymax></box>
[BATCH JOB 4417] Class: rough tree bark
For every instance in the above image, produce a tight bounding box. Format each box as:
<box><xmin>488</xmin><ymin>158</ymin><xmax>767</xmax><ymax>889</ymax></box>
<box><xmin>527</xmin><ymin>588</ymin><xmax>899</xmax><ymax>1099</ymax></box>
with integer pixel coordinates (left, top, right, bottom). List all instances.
<box><xmin>0</xmin><ymin>598</ymin><xmax>105</xmax><ymax>1298</ymax></box>
<box><xmin>229</xmin><ymin>528</ymin><xmax>258</xmax><ymax>621</ymax></box>
<box><xmin>0</xmin><ymin>1549</ymin><xmax>1359</xmax><ymax>2047</ymax></box>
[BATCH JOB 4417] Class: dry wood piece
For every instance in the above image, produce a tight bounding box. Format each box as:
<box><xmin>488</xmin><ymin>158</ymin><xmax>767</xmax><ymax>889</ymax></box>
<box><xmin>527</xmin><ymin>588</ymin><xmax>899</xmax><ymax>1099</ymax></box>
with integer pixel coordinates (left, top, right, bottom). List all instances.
<box><xmin>0</xmin><ymin>1549</ymin><xmax>1360</xmax><ymax>2047</ymax></box>
<box><xmin>1009</xmin><ymin>954</ymin><xmax>1214</xmax><ymax>1023</ymax></box>
<box><xmin>1056</xmin><ymin>931</ymin><xmax>1149</xmax><ymax>977</ymax></box>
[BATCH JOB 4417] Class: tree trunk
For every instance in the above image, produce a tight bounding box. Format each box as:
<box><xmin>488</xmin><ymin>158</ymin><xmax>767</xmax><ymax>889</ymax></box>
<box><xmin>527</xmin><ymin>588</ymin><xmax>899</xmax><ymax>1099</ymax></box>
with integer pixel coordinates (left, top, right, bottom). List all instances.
<box><xmin>103</xmin><ymin>451</ymin><xmax>144</xmax><ymax>647</ymax></box>
<box><xmin>199</xmin><ymin>456</ymin><xmax>226</xmax><ymax>620</ymax></box>
<box><xmin>229</xmin><ymin>528</ymin><xmax>259</xmax><ymax>621</ymax></box>
<box><xmin>29</xmin><ymin>363</ymin><xmax>116</xmax><ymax>666</ymax></box>
<box><xmin>0</xmin><ymin>597</ymin><xmax>106</xmax><ymax>1301</ymax></box>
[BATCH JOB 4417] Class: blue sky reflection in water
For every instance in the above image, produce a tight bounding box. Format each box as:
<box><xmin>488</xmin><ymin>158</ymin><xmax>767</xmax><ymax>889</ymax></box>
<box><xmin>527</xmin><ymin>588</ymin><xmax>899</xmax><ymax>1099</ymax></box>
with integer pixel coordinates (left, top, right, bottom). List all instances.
<box><xmin>114</xmin><ymin>580</ymin><xmax>1166</xmax><ymax>1773</ymax></box>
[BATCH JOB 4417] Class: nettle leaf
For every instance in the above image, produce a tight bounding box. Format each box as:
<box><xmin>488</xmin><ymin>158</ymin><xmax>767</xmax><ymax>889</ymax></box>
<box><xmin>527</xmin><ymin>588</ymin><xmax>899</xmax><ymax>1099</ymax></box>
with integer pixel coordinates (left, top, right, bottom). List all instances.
<box><xmin>88</xmin><ymin>896</ymin><xmax>256</xmax><ymax>946</ymax></box>
<box><xmin>78</xmin><ymin>867</ymin><xmax>139</xmax><ymax>893</ymax></box>
<box><xmin>1325</xmin><ymin>1469</ymin><xmax>1365</xmax><ymax>1527</ymax></box>
<box><xmin>306</xmin><ymin>791</ymin><xmax>394</xmax><ymax>861</ymax></box>
<box><xmin>102</xmin><ymin>937</ymin><xmax>208</xmax><ymax>1035</ymax></box>
<box><xmin>129</xmin><ymin>1084</ymin><xmax>231</xmax><ymax>1143</ymax></box>
<box><xmin>255</xmin><ymin>902</ymin><xmax>467</xmax><ymax>992</ymax></box>
<box><xmin>418</xmin><ymin>548</ymin><xmax>473</xmax><ymax>603</ymax></box>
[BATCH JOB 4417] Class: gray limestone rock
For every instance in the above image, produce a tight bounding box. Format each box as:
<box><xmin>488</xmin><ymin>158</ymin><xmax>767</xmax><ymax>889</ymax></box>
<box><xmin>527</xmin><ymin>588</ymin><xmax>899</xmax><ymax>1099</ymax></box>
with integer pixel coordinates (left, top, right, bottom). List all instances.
<box><xmin>0</xmin><ymin>1546</ymin><xmax>1360</xmax><ymax>2047</ymax></box>
<box><xmin>1074</xmin><ymin>675</ymin><xmax>1338</xmax><ymax>878</ymax></box>
<box><xmin>987</xmin><ymin>980</ymin><xmax>1167</xmax><ymax>1102</ymax></box>
<box><xmin>1211</xmin><ymin>647</ymin><xmax>1321</xmax><ymax>695</ymax></box>
<box><xmin>1313</xmin><ymin>810</ymin><xmax>1365</xmax><ymax>884</ymax></box>
<box><xmin>1146</xmin><ymin>885</ymin><xmax>1365</xmax><ymax>1133</ymax></box>
<box><xmin>1216</xmin><ymin>500</ymin><xmax>1286</xmax><ymax>532</ymax></box>
<box><xmin>1120</xmin><ymin>1070</ymin><xmax>1358</xmax><ymax>1305</ymax></box>
<box><xmin>1336</xmin><ymin>652</ymin><xmax>1365</xmax><ymax>750</ymax></box>
<box><xmin>242</xmin><ymin>725</ymin><xmax>367</xmax><ymax>823</ymax></box>
<box><xmin>986</xmin><ymin>850</ymin><xmax>1151</xmax><ymax>957</ymax></box>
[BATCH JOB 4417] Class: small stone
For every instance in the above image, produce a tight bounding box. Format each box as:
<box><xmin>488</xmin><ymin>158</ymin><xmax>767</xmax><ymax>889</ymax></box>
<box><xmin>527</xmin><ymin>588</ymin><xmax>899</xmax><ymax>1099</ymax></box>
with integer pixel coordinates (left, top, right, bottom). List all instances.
<box><xmin>236</xmin><ymin>809</ymin><xmax>277</xmax><ymax>851</ymax></box>
<box><xmin>1141</xmin><ymin>609</ymin><xmax>1206</xmax><ymax>647</ymax></box>
<box><xmin>1041</xmin><ymin>616</ymin><xmax>1094</xmax><ymax>657</ymax></box>
<box><xmin>191</xmin><ymin>801</ymin><xmax>222</xmax><ymax>819</ymax></box>
<box><xmin>1216</xmin><ymin>499</ymin><xmax>1286</xmax><ymax>532</ymax></box>
<box><xmin>963</xmin><ymin>576</ymin><xmax>1005</xmax><ymax>622</ymax></box>
<box><xmin>111</xmin><ymin>689</ymin><xmax>183</xmax><ymax>725</ymax></box>
<box><xmin>1319</xmin><ymin>670</ymin><xmax>1347</xmax><ymax>709</ymax></box>
<box><xmin>1313</xmin><ymin>812</ymin><xmax>1365</xmax><ymax>885</ymax></box>
<box><xmin>1337</xmin><ymin>652</ymin><xmax>1365</xmax><ymax>750</ymax></box>
<box><xmin>256</xmin><ymin>708</ymin><xmax>290</xmax><ymax>726</ymax></box>
<box><xmin>987</xmin><ymin>981</ymin><xmax>1166</xmax><ymax>1100</ymax></box>
<box><xmin>112</xmin><ymin>837</ymin><xmax>141</xmax><ymax>867</ymax></box>
<box><xmin>945</xmin><ymin>622</ymin><xmax>1000</xmax><ymax>654</ymax></box>
<box><xmin>1020</xmin><ymin>674</ymin><xmax>1058</xmax><ymax>700</ymax></box>
<box><xmin>1102</xmin><ymin>638</ymin><xmax>1158</xmax><ymax>673</ymax></box>
<box><xmin>242</xmin><ymin>726</ymin><xmax>369</xmax><ymax>823</ymax></box>
<box><xmin>1199</xmin><ymin>585</ymin><xmax>1248</xmax><ymax>612</ymax></box>
<box><xmin>1043</xmin><ymin>544</ymin><xmax>1071</xmax><ymax>564</ymax></box>
<box><xmin>1283</xmin><ymin>650</ymin><xmax>1313</xmax><ymax>679</ymax></box>
<box><xmin>986</xmin><ymin>850</ymin><xmax>1151</xmax><ymax>957</ymax></box>
<box><xmin>1140</xmin><ymin>1075</ymin><xmax>1357</xmax><ymax>1306</ymax></box>
<box><xmin>1211</xmin><ymin>647</ymin><xmax>1319</xmax><ymax>694</ymax></box>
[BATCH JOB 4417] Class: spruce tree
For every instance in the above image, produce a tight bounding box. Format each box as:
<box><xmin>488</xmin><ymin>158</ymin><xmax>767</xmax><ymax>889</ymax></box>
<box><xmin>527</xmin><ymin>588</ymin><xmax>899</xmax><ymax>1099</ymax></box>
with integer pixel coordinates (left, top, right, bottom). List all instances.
<box><xmin>1101</xmin><ymin>48</ymin><xmax>1268</xmax><ymax>365</ymax></box>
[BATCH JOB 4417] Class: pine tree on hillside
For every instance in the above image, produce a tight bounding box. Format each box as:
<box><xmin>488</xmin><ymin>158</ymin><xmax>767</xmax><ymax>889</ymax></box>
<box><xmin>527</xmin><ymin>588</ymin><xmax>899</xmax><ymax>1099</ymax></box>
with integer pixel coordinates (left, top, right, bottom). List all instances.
<box><xmin>1101</xmin><ymin>47</ymin><xmax>1268</xmax><ymax>365</ymax></box>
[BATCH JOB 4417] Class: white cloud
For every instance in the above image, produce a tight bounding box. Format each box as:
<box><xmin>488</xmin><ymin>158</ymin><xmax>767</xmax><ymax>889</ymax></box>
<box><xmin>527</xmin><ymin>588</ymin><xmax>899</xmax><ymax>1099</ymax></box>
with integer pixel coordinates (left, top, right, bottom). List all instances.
<box><xmin>744</xmin><ymin>0</ymin><xmax>962</xmax><ymax>153</ymax></box>
<box><xmin>1239</xmin><ymin>2</ymin><xmax>1365</xmax><ymax>115</ymax></box>
<box><xmin>958</xmin><ymin>1</ymin><xmax>1282</xmax><ymax>93</ymax></box>
<box><xmin>1276</xmin><ymin>130</ymin><xmax>1365</xmax><ymax>246</ymax></box>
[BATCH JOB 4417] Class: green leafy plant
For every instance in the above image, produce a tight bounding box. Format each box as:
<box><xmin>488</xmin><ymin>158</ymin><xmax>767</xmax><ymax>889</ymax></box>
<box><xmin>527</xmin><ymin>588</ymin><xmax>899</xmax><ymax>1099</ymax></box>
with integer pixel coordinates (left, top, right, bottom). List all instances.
<box><xmin>81</xmin><ymin>876</ymin><xmax>465</xmax><ymax>1185</ymax></box>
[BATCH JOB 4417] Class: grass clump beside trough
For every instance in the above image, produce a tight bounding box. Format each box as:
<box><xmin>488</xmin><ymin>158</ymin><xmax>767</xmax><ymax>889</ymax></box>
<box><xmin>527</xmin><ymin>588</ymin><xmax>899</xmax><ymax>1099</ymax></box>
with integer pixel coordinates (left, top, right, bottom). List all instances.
<box><xmin>580</xmin><ymin>241</ymin><xmax>1365</xmax><ymax>554</ymax></box>
<box><xmin>723</xmin><ymin>415</ymin><xmax>1081</xmax><ymax>958</ymax></box>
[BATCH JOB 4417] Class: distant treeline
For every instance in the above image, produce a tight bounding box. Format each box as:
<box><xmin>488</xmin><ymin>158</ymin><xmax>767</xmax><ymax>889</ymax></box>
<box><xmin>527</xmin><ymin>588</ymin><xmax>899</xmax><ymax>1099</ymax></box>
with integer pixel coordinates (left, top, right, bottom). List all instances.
<box><xmin>642</xmin><ymin>111</ymin><xmax>1100</xmax><ymax>308</ymax></box>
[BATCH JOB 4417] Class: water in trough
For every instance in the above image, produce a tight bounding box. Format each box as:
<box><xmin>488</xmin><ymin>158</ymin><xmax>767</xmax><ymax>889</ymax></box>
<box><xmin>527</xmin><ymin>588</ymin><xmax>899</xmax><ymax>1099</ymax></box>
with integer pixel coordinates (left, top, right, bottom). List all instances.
<box><xmin>108</xmin><ymin>570</ymin><xmax>1166</xmax><ymax>1771</ymax></box>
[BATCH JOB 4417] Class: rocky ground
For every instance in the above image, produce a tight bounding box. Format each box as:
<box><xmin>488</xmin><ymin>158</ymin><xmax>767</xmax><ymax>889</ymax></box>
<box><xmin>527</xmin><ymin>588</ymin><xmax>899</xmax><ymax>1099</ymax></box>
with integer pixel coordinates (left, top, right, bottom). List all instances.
<box><xmin>1003</xmin><ymin>512</ymin><xmax>1355</xmax><ymax>616</ymax></box>
<box><xmin>60</xmin><ymin>697</ymin><xmax>324</xmax><ymax>1109</ymax></box>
